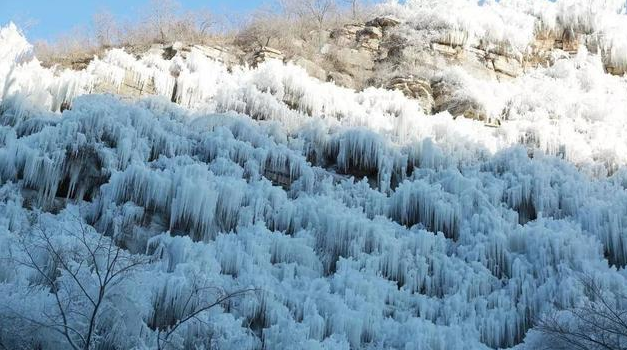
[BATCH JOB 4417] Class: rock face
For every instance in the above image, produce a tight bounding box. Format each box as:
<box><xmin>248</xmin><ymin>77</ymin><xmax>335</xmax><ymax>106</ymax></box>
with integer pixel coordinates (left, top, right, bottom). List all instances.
<box><xmin>386</xmin><ymin>76</ymin><xmax>434</xmax><ymax>113</ymax></box>
<box><xmin>330</xmin><ymin>23</ymin><xmax>365</xmax><ymax>46</ymax></box>
<box><xmin>327</xmin><ymin>71</ymin><xmax>354</xmax><ymax>88</ymax></box>
<box><xmin>93</xmin><ymin>70</ymin><xmax>158</xmax><ymax>99</ymax></box>
<box><xmin>252</xmin><ymin>47</ymin><xmax>284</xmax><ymax>66</ymax></box>
<box><xmin>413</xmin><ymin>26</ymin><xmax>626</xmax><ymax>82</ymax></box>
<box><xmin>357</xmin><ymin>26</ymin><xmax>383</xmax><ymax>51</ymax></box>
<box><xmin>321</xmin><ymin>21</ymin><xmax>390</xmax><ymax>89</ymax></box>
<box><xmin>334</xmin><ymin>47</ymin><xmax>375</xmax><ymax>71</ymax></box>
<box><xmin>191</xmin><ymin>45</ymin><xmax>241</xmax><ymax>67</ymax></box>
<box><xmin>162</xmin><ymin>43</ymin><xmax>241</xmax><ymax>67</ymax></box>
<box><xmin>292</xmin><ymin>57</ymin><xmax>327</xmax><ymax>81</ymax></box>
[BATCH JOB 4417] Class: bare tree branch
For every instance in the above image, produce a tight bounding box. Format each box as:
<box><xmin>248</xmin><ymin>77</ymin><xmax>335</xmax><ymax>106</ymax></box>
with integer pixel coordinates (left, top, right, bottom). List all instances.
<box><xmin>11</xmin><ymin>214</ymin><xmax>146</xmax><ymax>350</ymax></box>
<box><xmin>536</xmin><ymin>275</ymin><xmax>627</xmax><ymax>350</ymax></box>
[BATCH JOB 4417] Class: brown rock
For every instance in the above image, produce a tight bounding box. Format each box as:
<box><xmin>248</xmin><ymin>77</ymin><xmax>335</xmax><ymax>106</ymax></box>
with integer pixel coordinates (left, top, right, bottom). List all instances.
<box><xmin>431</xmin><ymin>77</ymin><xmax>487</xmax><ymax>121</ymax></box>
<box><xmin>327</xmin><ymin>71</ymin><xmax>355</xmax><ymax>89</ymax></box>
<box><xmin>293</xmin><ymin>57</ymin><xmax>327</xmax><ymax>81</ymax></box>
<box><xmin>560</xmin><ymin>28</ymin><xmax>580</xmax><ymax>53</ymax></box>
<box><xmin>606</xmin><ymin>65</ymin><xmax>627</xmax><ymax>76</ymax></box>
<box><xmin>357</xmin><ymin>26</ymin><xmax>383</xmax><ymax>41</ymax></box>
<box><xmin>93</xmin><ymin>69</ymin><xmax>157</xmax><ymax>98</ymax></box>
<box><xmin>330</xmin><ymin>23</ymin><xmax>365</xmax><ymax>44</ymax></box>
<box><xmin>366</xmin><ymin>17</ymin><xmax>400</xmax><ymax>28</ymax></box>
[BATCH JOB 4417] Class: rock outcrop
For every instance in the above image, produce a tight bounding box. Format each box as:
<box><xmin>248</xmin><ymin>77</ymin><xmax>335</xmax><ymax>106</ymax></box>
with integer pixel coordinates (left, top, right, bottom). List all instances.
<box><xmin>191</xmin><ymin>45</ymin><xmax>242</xmax><ymax>67</ymax></box>
<box><xmin>356</xmin><ymin>26</ymin><xmax>383</xmax><ymax>51</ymax></box>
<box><xmin>252</xmin><ymin>47</ymin><xmax>284</xmax><ymax>66</ymax></box>
<box><xmin>93</xmin><ymin>70</ymin><xmax>157</xmax><ymax>99</ymax></box>
<box><xmin>366</xmin><ymin>16</ymin><xmax>401</xmax><ymax>28</ymax></box>
<box><xmin>36</xmin><ymin>10</ymin><xmax>627</xmax><ymax>127</ymax></box>
<box><xmin>163</xmin><ymin>42</ymin><xmax>241</xmax><ymax>67</ymax></box>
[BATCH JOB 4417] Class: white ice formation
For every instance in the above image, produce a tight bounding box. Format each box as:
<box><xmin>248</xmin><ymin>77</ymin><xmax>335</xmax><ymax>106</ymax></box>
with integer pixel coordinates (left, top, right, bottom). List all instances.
<box><xmin>1</xmin><ymin>1</ymin><xmax>627</xmax><ymax>349</ymax></box>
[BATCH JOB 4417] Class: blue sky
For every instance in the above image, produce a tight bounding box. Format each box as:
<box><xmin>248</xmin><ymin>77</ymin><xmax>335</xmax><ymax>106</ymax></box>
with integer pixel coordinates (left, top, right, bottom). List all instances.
<box><xmin>0</xmin><ymin>0</ymin><xmax>270</xmax><ymax>42</ymax></box>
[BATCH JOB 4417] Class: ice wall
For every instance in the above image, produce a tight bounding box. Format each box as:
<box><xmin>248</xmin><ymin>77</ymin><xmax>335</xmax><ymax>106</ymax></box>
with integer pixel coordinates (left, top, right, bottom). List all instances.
<box><xmin>1</xmin><ymin>2</ymin><xmax>627</xmax><ymax>348</ymax></box>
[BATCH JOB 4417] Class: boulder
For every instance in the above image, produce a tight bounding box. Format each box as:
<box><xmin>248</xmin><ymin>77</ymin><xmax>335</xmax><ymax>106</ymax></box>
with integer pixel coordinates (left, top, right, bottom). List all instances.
<box><xmin>331</xmin><ymin>23</ymin><xmax>364</xmax><ymax>39</ymax></box>
<box><xmin>343</xmin><ymin>23</ymin><xmax>366</xmax><ymax>36</ymax></box>
<box><xmin>442</xmin><ymin>98</ymin><xmax>486</xmax><ymax>121</ymax></box>
<box><xmin>606</xmin><ymin>64</ymin><xmax>627</xmax><ymax>76</ymax></box>
<box><xmin>366</xmin><ymin>16</ymin><xmax>400</xmax><ymax>28</ymax></box>
<box><xmin>357</xmin><ymin>26</ymin><xmax>383</xmax><ymax>41</ymax></box>
<box><xmin>359</xmin><ymin>39</ymin><xmax>380</xmax><ymax>51</ymax></box>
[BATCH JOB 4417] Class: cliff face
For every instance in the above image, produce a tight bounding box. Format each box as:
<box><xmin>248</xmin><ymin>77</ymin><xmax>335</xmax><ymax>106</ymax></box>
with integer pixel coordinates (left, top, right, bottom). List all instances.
<box><xmin>49</xmin><ymin>0</ymin><xmax>627</xmax><ymax>125</ymax></box>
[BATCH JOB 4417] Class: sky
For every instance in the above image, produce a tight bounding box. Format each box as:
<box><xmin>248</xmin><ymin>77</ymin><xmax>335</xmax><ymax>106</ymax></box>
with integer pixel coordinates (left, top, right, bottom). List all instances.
<box><xmin>0</xmin><ymin>0</ymin><xmax>270</xmax><ymax>42</ymax></box>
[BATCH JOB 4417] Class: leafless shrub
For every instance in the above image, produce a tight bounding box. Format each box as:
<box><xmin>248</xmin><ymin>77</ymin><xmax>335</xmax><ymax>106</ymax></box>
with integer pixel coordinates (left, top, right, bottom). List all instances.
<box><xmin>34</xmin><ymin>0</ymin><xmax>375</xmax><ymax>72</ymax></box>
<box><xmin>36</xmin><ymin>0</ymin><xmax>218</xmax><ymax>65</ymax></box>
<box><xmin>93</xmin><ymin>10</ymin><xmax>119</xmax><ymax>48</ymax></box>
<box><xmin>236</xmin><ymin>9</ymin><xmax>291</xmax><ymax>50</ymax></box>
<box><xmin>34</xmin><ymin>25</ymin><xmax>101</xmax><ymax>69</ymax></box>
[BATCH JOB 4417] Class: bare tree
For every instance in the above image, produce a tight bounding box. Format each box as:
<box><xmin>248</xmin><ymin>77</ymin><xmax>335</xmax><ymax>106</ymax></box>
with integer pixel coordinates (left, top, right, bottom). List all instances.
<box><xmin>148</xmin><ymin>275</ymin><xmax>256</xmax><ymax>350</ymax></box>
<box><xmin>536</xmin><ymin>275</ymin><xmax>627</xmax><ymax>350</ymax></box>
<box><xmin>344</xmin><ymin>0</ymin><xmax>359</xmax><ymax>19</ymax></box>
<box><xmin>280</xmin><ymin>0</ymin><xmax>338</xmax><ymax>29</ymax></box>
<box><xmin>194</xmin><ymin>9</ymin><xmax>216</xmax><ymax>39</ymax></box>
<box><xmin>144</xmin><ymin>0</ymin><xmax>181</xmax><ymax>43</ymax></box>
<box><xmin>342</xmin><ymin>0</ymin><xmax>373</xmax><ymax>20</ymax></box>
<box><xmin>11</xmin><ymin>214</ymin><xmax>147</xmax><ymax>350</ymax></box>
<box><xmin>278</xmin><ymin>0</ymin><xmax>339</xmax><ymax>49</ymax></box>
<box><xmin>92</xmin><ymin>10</ymin><xmax>118</xmax><ymax>47</ymax></box>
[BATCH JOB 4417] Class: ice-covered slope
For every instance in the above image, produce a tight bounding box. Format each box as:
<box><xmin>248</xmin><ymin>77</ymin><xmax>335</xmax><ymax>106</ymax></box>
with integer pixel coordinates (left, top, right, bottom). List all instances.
<box><xmin>380</xmin><ymin>0</ymin><xmax>627</xmax><ymax>71</ymax></box>
<box><xmin>1</xmin><ymin>1</ymin><xmax>627</xmax><ymax>349</ymax></box>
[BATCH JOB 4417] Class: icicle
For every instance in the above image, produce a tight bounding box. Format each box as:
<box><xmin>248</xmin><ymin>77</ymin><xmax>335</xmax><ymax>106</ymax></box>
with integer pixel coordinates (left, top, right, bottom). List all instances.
<box><xmin>389</xmin><ymin>180</ymin><xmax>461</xmax><ymax>240</ymax></box>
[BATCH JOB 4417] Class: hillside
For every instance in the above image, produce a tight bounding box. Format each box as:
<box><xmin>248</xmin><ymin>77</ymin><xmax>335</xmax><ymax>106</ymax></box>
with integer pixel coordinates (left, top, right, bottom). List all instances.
<box><xmin>1</xmin><ymin>1</ymin><xmax>627</xmax><ymax>350</ymax></box>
